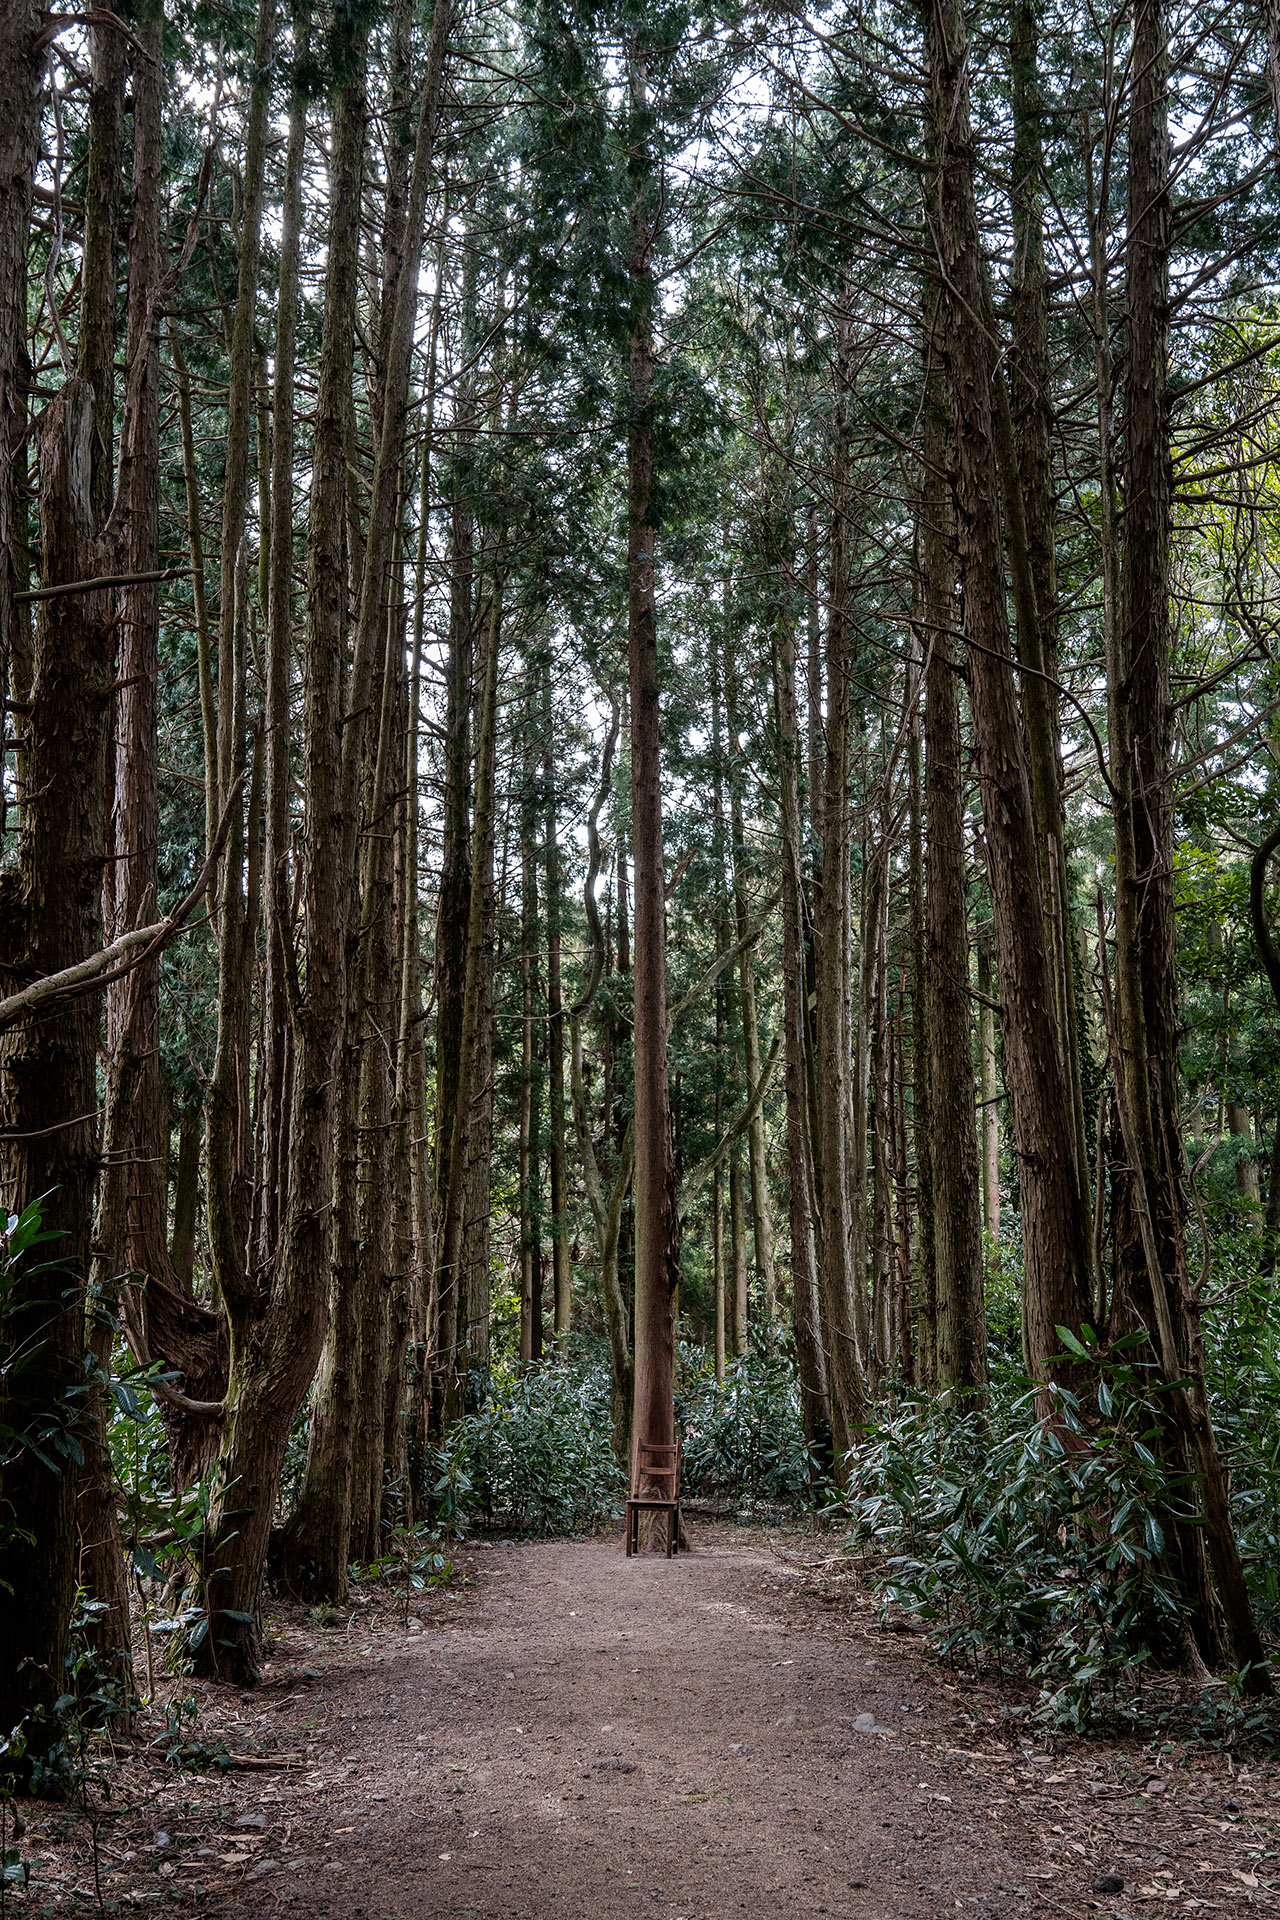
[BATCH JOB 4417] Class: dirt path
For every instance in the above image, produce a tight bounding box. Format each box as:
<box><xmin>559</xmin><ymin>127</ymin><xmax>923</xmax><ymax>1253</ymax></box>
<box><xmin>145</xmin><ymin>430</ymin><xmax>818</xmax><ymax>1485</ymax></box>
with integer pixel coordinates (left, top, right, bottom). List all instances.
<box><xmin>18</xmin><ymin>1525</ymin><xmax>1277</xmax><ymax>1916</ymax></box>
<box><xmin>201</xmin><ymin>1530</ymin><xmax>1099</xmax><ymax>1920</ymax></box>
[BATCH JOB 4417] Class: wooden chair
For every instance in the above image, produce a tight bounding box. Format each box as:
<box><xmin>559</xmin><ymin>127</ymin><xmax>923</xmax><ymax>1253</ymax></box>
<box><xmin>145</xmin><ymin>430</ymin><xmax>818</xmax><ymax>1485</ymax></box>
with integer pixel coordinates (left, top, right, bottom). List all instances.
<box><xmin>625</xmin><ymin>1439</ymin><xmax>682</xmax><ymax>1558</ymax></box>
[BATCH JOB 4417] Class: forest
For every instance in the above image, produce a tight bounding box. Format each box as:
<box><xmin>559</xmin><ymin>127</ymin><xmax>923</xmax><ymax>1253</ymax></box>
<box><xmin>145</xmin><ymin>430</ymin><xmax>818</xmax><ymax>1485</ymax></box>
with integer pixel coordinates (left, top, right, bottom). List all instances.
<box><xmin>3</xmin><ymin>0</ymin><xmax>1280</xmax><ymax>1862</ymax></box>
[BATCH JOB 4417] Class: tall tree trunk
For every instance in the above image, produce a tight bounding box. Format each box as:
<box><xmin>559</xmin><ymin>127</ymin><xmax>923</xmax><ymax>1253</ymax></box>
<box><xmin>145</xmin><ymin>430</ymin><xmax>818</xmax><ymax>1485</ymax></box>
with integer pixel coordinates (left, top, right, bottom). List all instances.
<box><xmin>349</xmin><ymin>580</ymin><xmax>406</xmax><ymax>1560</ymax></box>
<box><xmin>920</xmin><ymin>357</ymin><xmax>985</xmax><ymax>1397</ymax></box>
<box><xmin>82</xmin><ymin>0</ymin><xmax>171</xmax><ymax>1708</ymax></box>
<box><xmin>625</xmin><ymin>39</ymin><xmax>680</xmax><ymax>1526</ymax></box>
<box><xmin>0</xmin><ymin>378</ymin><xmax>113</xmax><ymax>1776</ymax></box>
<box><xmin>728</xmin><ymin>1151</ymin><xmax>748</xmax><ymax>1358</ymax></box>
<box><xmin>399</xmin><ymin>279</ymin><xmax>443</xmax><ymax>1512</ymax></box>
<box><xmin>926</xmin><ymin>0</ymin><xmax>1092</xmax><ymax>1388</ymax></box>
<box><xmin>567</xmin><ymin>696</ymin><xmax>634</xmax><ymax>1464</ymax></box>
<box><xmin>0</xmin><ymin>1</ymin><xmax>44</xmax><ymax>836</ymax></box>
<box><xmin>286</xmin><ymin>0</ymin><xmax>451</xmax><ymax>1583</ymax></box>
<box><xmin>812</xmin><ymin>320</ymin><xmax>868</xmax><ymax>1465</ymax></box>
<box><xmin>1105</xmin><ymin>0</ymin><xmax>1269</xmax><ymax>1690</ymax></box>
<box><xmin>520</xmin><ymin>708</ymin><xmax>540</xmax><ymax>1367</ymax></box>
<box><xmin>462</xmin><ymin>690</ymin><xmax>497</xmax><ymax>1389</ymax></box>
<box><xmin>202</xmin><ymin>0</ymin><xmax>274</xmax><ymax>1350</ymax></box>
<box><xmin>71</xmin><ymin>2</ymin><xmax>133</xmax><ymax>1706</ymax></box>
<box><xmin>1008</xmin><ymin>0</ymin><xmax>1092</xmax><ymax>1230</ymax></box>
<box><xmin>906</xmin><ymin>668</ymin><xmax>935</xmax><ymax>1387</ymax></box>
<box><xmin>258</xmin><ymin>0</ymin><xmax>311</xmax><ymax>1278</ymax></box>
<box><xmin>77</xmin><ymin>19</ymin><xmax>124</xmax><ymax>523</ymax></box>
<box><xmin>543</xmin><ymin>664</ymin><xmax>572</xmax><ymax>1348</ymax></box>
<box><xmin>725</xmin><ymin>632</ymin><xmax>777</xmax><ymax>1321</ymax></box>
<box><xmin>199</xmin><ymin>24</ymin><xmax>369</xmax><ymax>1673</ymax></box>
<box><xmin>437</xmin><ymin>578</ymin><xmax>501</xmax><ymax>1424</ymax></box>
<box><xmin>977</xmin><ymin>921</ymin><xmax>1001</xmax><ymax>1241</ymax></box>
<box><xmin>431</xmin><ymin>247</ymin><xmax>478</xmax><ymax>1433</ymax></box>
<box><xmin>868</xmin><ymin>922</ymin><xmax>895</xmax><ymax>1390</ymax></box>
<box><xmin>770</xmin><ymin>611</ymin><xmax>829</xmax><ymax>1457</ymax></box>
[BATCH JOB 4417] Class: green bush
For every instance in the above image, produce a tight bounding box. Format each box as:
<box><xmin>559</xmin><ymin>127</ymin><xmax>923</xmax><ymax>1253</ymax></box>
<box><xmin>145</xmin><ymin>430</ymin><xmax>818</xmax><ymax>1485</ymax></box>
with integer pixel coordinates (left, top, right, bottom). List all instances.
<box><xmin>678</xmin><ymin>1346</ymin><xmax>814</xmax><ymax>1506</ymax></box>
<box><xmin>837</xmin><ymin>1347</ymin><xmax>1200</xmax><ymax>1731</ymax></box>
<box><xmin>1197</xmin><ymin>1223</ymin><xmax>1280</xmax><ymax>1641</ymax></box>
<box><xmin>434</xmin><ymin>1354</ymin><xmax>625</xmax><ymax>1535</ymax></box>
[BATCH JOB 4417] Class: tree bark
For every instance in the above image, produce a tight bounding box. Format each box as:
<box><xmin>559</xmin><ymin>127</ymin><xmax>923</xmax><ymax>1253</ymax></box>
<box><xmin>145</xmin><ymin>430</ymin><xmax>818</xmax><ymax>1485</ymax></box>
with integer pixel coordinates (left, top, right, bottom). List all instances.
<box><xmin>437</xmin><ymin>577</ymin><xmax>502</xmax><ymax>1424</ymax></box>
<box><xmin>567</xmin><ymin>696</ymin><xmax>634</xmax><ymax>1464</ymax></box>
<box><xmin>431</xmin><ymin>247</ymin><xmax>478</xmax><ymax>1433</ymax></box>
<box><xmin>728</xmin><ymin>1151</ymin><xmax>748</xmax><ymax>1358</ymax></box>
<box><xmin>907</xmin><ymin>662</ymin><xmax>935</xmax><ymax>1388</ymax></box>
<box><xmin>920</xmin><ymin>357</ymin><xmax>985</xmax><ymax>1397</ymax></box>
<box><xmin>926</xmin><ymin>0</ymin><xmax>1092</xmax><ymax>1389</ymax></box>
<box><xmin>198</xmin><ymin>24</ymin><xmax>369</xmax><ymax>1673</ymax></box>
<box><xmin>0</xmin><ymin>378</ymin><xmax>113</xmax><ymax>1777</ymax></box>
<box><xmin>258</xmin><ymin>0</ymin><xmax>311</xmax><ymax>1278</ymax></box>
<box><xmin>520</xmin><ymin>705</ymin><xmax>541</xmax><ymax>1367</ymax></box>
<box><xmin>76</xmin><ymin>0</ymin><xmax>164</xmax><ymax>1703</ymax></box>
<box><xmin>625</xmin><ymin>39</ymin><xmax>680</xmax><ymax>1530</ymax></box>
<box><xmin>1104</xmin><ymin>0</ymin><xmax>1269</xmax><ymax>1691</ymax></box>
<box><xmin>770</xmin><ymin>610</ymin><xmax>829</xmax><ymax>1457</ymax></box>
<box><xmin>1007</xmin><ymin>0</ymin><xmax>1092</xmax><ymax>1232</ymax></box>
<box><xmin>0</xmin><ymin>0</ymin><xmax>44</xmax><ymax>831</ymax></box>
<box><xmin>812</xmin><ymin>318</ymin><xmax>868</xmax><ymax>1465</ymax></box>
<box><xmin>725</xmin><ymin>632</ymin><xmax>777</xmax><ymax>1322</ymax></box>
<box><xmin>544</xmin><ymin>664</ymin><xmax>572</xmax><ymax>1348</ymax></box>
<box><xmin>977</xmin><ymin>921</ymin><xmax>1001</xmax><ymax>1241</ymax></box>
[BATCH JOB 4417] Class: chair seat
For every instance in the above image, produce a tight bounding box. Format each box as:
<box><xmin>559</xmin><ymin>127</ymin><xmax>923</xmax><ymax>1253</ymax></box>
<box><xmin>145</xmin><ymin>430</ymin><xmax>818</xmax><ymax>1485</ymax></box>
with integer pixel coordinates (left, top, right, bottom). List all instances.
<box><xmin>625</xmin><ymin>1441</ymin><xmax>683</xmax><ymax>1559</ymax></box>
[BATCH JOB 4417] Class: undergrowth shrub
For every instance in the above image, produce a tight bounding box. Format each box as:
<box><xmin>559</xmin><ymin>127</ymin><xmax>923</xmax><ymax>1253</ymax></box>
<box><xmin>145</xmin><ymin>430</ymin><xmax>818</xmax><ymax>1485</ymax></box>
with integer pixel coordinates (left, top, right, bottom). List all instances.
<box><xmin>839</xmin><ymin>1345</ymin><xmax>1204</xmax><ymax>1731</ymax></box>
<box><xmin>434</xmin><ymin>1354</ymin><xmax>624</xmax><ymax>1535</ymax></box>
<box><xmin>677</xmin><ymin>1346</ymin><xmax>813</xmax><ymax>1505</ymax></box>
<box><xmin>1198</xmin><ymin>1220</ymin><xmax>1280</xmax><ymax>1644</ymax></box>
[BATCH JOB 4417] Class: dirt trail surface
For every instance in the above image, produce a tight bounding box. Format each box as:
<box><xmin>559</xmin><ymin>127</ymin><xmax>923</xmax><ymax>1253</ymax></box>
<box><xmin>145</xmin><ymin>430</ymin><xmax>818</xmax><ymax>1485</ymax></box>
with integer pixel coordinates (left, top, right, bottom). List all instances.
<box><xmin>13</xmin><ymin>1526</ymin><xmax>1278</xmax><ymax>1916</ymax></box>
<box><xmin>215</xmin><ymin>1529</ymin><xmax>1043</xmax><ymax>1920</ymax></box>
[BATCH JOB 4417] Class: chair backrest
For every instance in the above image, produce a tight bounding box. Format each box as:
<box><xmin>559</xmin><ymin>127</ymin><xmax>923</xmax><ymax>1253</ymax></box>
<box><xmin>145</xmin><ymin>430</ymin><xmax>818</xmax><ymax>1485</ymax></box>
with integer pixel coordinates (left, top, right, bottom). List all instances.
<box><xmin>632</xmin><ymin>1438</ymin><xmax>682</xmax><ymax>1497</ymax></box>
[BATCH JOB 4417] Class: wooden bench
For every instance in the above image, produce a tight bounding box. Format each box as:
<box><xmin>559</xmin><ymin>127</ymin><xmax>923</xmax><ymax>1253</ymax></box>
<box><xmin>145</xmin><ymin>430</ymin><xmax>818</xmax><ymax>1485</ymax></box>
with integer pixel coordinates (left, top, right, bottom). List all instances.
<box><xmin>625</xmin><ymin>1439</ymin><xmax>682</xmax><ymax>1557</ymax></box>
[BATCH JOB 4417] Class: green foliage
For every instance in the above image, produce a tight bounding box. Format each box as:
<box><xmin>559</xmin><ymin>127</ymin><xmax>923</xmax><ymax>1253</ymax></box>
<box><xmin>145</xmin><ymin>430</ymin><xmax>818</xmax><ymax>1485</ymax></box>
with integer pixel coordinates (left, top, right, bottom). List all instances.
<box><xmin>107</xmin><ymin>1362</ymin><xmax>220</xmax><ymax>1665</ymax></box>
<box><xmin>354</xmin><ymin>1526</ymin><xmax>455</xmax><ymax>1595</ymax></box>
<box><xmin>678</xmin><ymin>1347</ymin><xmax>814</xmax><ymax>1506</ymax></box>
<box><xmin>982</xmin><ymin>1225</ymin><xmax>1025</xmax><ymax>1382</ymax></box>
<box><xmin>838</xmin><ymin>1356</ymin><xmax>1202</xmax><ymax>1733</ymax></box>
<box><xmin>433</xmin><ymin>1356</ymin><xmax>625</xmax><ymax>1535</ymax></box>
<box><xmin>0</xmin><ymin>1199</ymin><xmax>87</xmax><ymax>1484</ymax></box>
<box><xmin>145</xmin><ymin>1693</ymin><xmax>231</xmax><ymax>1773</ymax></box>
<box><xmin>1198</xmin><ymin>1226</ymin><xmax>1280</xmax><ymax>1641</ymax></box>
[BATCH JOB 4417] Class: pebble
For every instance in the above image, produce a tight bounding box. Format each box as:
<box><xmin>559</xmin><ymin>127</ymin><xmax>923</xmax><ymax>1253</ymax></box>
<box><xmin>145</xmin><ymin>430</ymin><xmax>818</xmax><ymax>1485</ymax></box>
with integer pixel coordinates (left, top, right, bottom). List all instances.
<box><xmin>853</xmin><ymin>1712</ymin><xmax>895</xmax><ymax>1735</ymax></box>
<box><xmin>247</xmin><ymin>1859</ymin><xmax>278</xmax><ymax>1881</ymax></box>
<box><xmin>1092</xmin><ymin>1873</ymin><xmax>1125</xmax><ymax>1894</ymax></box>
<box><xmin>234</xmin><ymin>1813</ymin><xmax>269</xmax><ymax>1831</ymax></box>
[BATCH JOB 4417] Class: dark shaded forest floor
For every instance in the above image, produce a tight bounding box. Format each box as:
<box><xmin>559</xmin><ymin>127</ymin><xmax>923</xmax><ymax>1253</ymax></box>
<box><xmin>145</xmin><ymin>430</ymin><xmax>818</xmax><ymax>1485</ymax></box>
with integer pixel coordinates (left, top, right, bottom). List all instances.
<box><xmin>9</xmin><ymin>1523</ymin><xmax>1278</xmax><ymax>1918</ymax></box>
